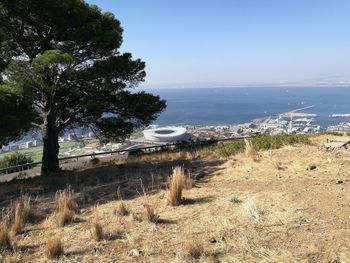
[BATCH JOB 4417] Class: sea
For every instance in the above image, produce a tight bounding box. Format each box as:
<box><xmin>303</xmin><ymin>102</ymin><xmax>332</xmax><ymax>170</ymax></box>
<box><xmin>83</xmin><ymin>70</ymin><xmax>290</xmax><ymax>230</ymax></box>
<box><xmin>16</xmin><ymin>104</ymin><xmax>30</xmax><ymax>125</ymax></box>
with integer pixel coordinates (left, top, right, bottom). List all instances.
<box><xmin>146</xmin><ymin>86</ymin><xmax>350</xmax><ymax>129</ymax></box>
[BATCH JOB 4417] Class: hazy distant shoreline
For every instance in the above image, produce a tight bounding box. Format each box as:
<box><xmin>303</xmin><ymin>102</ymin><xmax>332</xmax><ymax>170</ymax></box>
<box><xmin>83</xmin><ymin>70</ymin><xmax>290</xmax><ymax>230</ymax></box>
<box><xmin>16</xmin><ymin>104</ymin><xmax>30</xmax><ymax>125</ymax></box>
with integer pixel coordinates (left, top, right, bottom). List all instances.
<box><xmin>147</xmin><ymin>86</ymin><xmax>350</xmax><ymax>128</ymax></box>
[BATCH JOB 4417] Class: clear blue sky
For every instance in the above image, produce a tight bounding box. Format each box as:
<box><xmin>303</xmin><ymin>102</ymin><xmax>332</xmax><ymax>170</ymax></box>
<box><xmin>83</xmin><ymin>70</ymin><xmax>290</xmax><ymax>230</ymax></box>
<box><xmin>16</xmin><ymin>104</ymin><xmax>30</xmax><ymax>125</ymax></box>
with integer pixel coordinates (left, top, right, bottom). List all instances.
<box><xmin>85</xmin><ymin>0</ymin><xmax>350</xmax><ymax>88</ymax></box>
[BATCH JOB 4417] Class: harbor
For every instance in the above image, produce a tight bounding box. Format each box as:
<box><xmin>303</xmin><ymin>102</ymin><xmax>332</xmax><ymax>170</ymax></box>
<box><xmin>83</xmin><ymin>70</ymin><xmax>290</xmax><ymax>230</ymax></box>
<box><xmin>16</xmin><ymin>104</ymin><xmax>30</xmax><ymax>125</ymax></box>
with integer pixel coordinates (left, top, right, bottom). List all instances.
<box><xmin>2</xmin><ymin>106</ymin><xmax>350</xmax><ymax>156</ymax></box>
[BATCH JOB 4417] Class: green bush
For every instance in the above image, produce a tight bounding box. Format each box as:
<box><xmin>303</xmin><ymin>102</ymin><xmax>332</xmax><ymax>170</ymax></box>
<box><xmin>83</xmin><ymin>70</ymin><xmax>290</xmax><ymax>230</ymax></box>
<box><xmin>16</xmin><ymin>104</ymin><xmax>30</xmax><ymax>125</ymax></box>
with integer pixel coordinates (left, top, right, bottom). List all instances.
<box><xmin>215</xmin><ymin>139</ymin><xmax>245</xmax><ymax>157</ymax></box>
<box><xmin>215</xmin><ymin>134</ymin><xmax>310</xmax><ymax>157</ymax></box>
<box><xmin>319</xmin><ymin>131</ymin><xmax>343</xmax><ymax>136</ymax></box>
<box><xmin>0</xmin><ymin>152</ymin><xmax>34</xmax><ymax>173</ymax></box>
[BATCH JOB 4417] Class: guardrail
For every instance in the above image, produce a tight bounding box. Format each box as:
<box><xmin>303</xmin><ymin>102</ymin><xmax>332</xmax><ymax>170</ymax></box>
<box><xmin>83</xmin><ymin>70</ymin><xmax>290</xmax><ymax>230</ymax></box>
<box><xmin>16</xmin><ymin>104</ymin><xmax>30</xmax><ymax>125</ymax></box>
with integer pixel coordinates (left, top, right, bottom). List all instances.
<box><xmin>0</xmin><ymin>136</ymin><xmax>247</xmax><ymax>175</ymax></box>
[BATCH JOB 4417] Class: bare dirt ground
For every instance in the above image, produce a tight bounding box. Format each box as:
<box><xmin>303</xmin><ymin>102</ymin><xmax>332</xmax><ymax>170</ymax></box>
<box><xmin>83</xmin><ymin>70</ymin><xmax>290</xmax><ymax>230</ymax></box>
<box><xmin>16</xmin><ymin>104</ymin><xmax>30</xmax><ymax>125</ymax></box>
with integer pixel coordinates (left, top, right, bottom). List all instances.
<box><xmin>1</xmin><ymin>136</ymin><xmax>350</xmax><ymax>262</ymax></box>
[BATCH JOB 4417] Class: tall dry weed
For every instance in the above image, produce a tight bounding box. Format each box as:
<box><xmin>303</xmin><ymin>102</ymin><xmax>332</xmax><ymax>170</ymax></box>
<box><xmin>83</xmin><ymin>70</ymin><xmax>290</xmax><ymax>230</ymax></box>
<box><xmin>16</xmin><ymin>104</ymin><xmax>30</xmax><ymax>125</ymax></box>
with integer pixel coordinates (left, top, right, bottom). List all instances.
<box><xmin>91</xmin><ymin>211</ymin><xmax>104</xmax><ymax>241</ymax></box>
<box><xmin>244</xmin><ymin>139</ymin><xmax>259</xmax><ymax>161</ymax></box>
<box><xmin>0</xmin><ymin>222</ymin><xmax>12</xmax><ymax>252</ymax></box>
<box><xmin>44</xmin><ymin>237</ymin><xmax>63</xmax><ymax>259</ymax></box>
<box><xmin>54</xmin><ymin>186</ymin><xmax>77</xmax><ymax>227</ymax></box>
<box><xmin>168</xmin><ymin>166</ymin><xmax>186</xmax><ymax>206</ymax></box>
<box><xmin>11</xmin><ymin>195</ymin><xmax>33</xmax><ymax>234</ymax></box>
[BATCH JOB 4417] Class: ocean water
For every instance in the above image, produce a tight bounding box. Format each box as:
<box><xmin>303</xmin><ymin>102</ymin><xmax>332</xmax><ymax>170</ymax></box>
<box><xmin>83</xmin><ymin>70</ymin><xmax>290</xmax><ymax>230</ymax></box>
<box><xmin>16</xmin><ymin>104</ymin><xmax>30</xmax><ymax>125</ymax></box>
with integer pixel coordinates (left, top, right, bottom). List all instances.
<box><xmin>147</xmin><ymin>87</ymin><xmax>350</xmax><ymax>128</ymax></box>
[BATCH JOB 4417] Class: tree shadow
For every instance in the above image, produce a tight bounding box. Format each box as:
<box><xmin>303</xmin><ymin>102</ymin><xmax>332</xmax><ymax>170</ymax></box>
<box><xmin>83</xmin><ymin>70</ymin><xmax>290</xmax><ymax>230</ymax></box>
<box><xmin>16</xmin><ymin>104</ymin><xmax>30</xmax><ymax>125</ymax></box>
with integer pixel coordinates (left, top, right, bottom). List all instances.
<box><xmin>181</xmin><ymin>195</ymin><xmax>214</xmax><ymax>206</ymax></box>
<box><xmin>156</xmin><ymin>218</ymin><xmax>177</xmax><ymax>225</ymax></box>
<box><xmin>106</xmin><ymin>230</ymin><xmax>125</xmax><ymax>241</ymax></box>
<box><xmin>0</xmin><ymin>154</ymin><xmax>225</xmax><ymax>213</ymax></box>
<box><xmin>17</xmin><ymin>244</ymin><xmax>40</xmax><ymax>254</ymax></box>
<box><xmin>65</xmin><ymin>248</ymin><xmax>91</xmax><ymax>257</ymax></box>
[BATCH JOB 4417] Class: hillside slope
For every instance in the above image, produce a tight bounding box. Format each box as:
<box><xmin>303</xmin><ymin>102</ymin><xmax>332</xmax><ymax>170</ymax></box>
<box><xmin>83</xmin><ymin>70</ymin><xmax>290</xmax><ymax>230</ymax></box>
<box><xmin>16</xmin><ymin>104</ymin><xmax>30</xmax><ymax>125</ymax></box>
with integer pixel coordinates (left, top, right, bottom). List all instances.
<box><xmin>1</xmin><ymin>136</ymin><xmax>350</xmax><ymax>262</ymax></box>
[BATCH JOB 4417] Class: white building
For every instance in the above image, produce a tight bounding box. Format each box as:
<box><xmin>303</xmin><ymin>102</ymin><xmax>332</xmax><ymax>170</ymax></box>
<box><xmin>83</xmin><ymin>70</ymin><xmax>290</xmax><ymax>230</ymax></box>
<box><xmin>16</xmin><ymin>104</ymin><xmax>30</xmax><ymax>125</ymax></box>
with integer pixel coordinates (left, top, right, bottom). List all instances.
<box><xmin>143</xmin><ymin>126</ymin><xmax>190</xmax><ymax>142</ymax></box>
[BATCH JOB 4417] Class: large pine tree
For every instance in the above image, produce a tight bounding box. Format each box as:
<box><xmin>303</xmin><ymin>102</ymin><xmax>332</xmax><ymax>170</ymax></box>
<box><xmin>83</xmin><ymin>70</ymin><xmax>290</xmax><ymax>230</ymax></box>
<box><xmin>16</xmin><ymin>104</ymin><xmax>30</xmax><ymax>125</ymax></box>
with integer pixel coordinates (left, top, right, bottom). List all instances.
<box><xmin>0</xmin><ymin>0</ymin><xmax>166</xmax><ymax>174</ymax></box>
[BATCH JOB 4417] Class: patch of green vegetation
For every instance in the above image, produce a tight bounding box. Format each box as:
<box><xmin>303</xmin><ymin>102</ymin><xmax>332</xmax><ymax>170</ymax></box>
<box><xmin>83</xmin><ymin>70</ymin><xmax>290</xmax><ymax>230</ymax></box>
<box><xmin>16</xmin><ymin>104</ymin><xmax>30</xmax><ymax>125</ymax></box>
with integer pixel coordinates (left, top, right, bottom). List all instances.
<box><xmin>0</xmin><ymin>152</ymin><xmax>35</xmax><ymax>173</ymax></box>
<box><xmin>215</xmin><ymin>139</ymin><xmax>246</xmax><ymax>157</ymax></box>
<box><xmin>0</xmin><ymin>139</ymin><xmax>98</xmax><ymax>163</ymax></box>
<box><xmin>318</xmin><ymin>131</ymin><xmax>350</xmax><ymax>137</ymax></box>
<box><xmin>0</xmin><ymin>146</ymin><xmax>43</xmax><ymax>162</ymax></box>
<box><xmin>130</xmin><ymin>130</ymin><xmax>144</xmax><ymax>138</ymax></box>
<box><xmin>215</xmin><ymin>134</ymin><xmax>310</xmax><ymax>157</ymax></box>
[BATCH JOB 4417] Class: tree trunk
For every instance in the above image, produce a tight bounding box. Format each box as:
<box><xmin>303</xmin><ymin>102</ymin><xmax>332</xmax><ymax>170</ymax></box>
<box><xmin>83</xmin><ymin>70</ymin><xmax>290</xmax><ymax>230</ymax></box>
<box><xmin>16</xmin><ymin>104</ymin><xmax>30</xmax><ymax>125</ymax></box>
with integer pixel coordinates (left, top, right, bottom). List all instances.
<box><xmin>41</xmin><ymin>118</ymin><xmax>60</xmax><ymax>175</ymax></box>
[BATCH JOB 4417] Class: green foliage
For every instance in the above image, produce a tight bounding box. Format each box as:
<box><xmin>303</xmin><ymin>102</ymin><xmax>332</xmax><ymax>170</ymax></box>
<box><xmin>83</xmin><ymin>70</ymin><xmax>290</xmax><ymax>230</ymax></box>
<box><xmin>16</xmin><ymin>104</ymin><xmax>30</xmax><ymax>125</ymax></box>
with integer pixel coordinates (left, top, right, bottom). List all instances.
<box><xmin>0</xmin><ymin>0</ymin><xmax>166</xmax><ymax>173</ymax></box>
<box><xmin>0</xmin><ymin>84</ymin><xmax>36</xmax><ymax>146</ymax></box>
<box><xmin>215</xmin><ymin>140</ymin><xmax>246</xmax><ymax>157</ymax></box>
<box><xmin>216</xmin><ymin>134</ymin><xmax>310</xmax><ymax>157</ymax></box>
<box><xmin>318</xmin><ymin>131</ymin><xmax>350</xmax><ymax>137</ymax></box>
<box><xmin>0</xmin><ymin>152</ymin><xmax>34</xmax><ymax>173</ymax></box>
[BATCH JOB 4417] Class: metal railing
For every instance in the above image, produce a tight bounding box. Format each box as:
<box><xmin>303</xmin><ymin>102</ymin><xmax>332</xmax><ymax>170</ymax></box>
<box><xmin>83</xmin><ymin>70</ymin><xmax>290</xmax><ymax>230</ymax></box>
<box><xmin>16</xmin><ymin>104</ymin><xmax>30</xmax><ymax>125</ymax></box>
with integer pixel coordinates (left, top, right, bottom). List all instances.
<box><xmin>0</xmin><ymin>136</ymin><xmax>248</xmax><ymax>175</ymax></box>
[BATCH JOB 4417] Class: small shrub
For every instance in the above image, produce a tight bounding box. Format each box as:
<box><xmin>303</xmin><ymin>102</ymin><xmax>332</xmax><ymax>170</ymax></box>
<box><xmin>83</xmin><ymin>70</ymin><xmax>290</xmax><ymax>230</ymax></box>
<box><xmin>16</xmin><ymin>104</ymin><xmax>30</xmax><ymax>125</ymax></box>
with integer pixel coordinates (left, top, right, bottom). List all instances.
<box><xmin>89</xmin><ymin>157</ymin><xmax>100</xmax><ymax>165</ymax></box>
<box><xmin>0</xmin><ymin>152</ymin><xmax>34</xmax><ymax>173</ymax></box>
<box><xmin>44</xmin><ymin>237</ymin><xmax>63</xmax><ymax>259</ymax></box>
<box><xmin>143</xmin><ymin>204</ymin><xmax>159</xmax><ymax>223</ymax></box>
<box><xmin>168</xmin><ymin>166</ymin><xmax>186</xmax><ymax>206</ymax></box>
<box><xmin>0</xmin><ymin>223</ymin><xmax>12</xmax><ymax>252</ymax></box>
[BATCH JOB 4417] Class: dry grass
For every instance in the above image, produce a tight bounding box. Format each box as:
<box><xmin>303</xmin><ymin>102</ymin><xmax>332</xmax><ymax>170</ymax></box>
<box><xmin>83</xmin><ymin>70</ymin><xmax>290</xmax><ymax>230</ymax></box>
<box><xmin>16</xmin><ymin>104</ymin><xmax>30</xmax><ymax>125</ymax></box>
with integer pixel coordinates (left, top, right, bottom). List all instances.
<box><xmin>11</xmin><ymin>196</ymin><xmax>33</xmax><ymax>234</ymax></box>
<box><xmin>243</xmin><ymin>197</ymin><xmax>262</xmax><ymax>222</ymax></box>
<box><xmin>244</xmin><ymin>138</ymin><xmax>259</xmax><ymax>161</ymax></box>
<box><xmin>142</xmin><ymin>204</ymin><xmax>159</xmax><ymax>223</ymax></box>
<box><xmin>116</xmin><ymin>201</ymin><xmax>129</xmax><ymax>216</ymax></box>
<box><xmin>54</xmin><ymin>186</ymin><xmax>77</xmax><ymax>227</ymax></box>
<box><xmin>126</xmin><ymin>151</ymin><xmax>189</xmax><ymax>164</ymax></box>
<box><xmin>1</xmin><ymin>137</ymin><xmax>350</xmax><ymax>262</ymax></box>
<box><xmin>184</xmin><ymin>174</ymin><xmax>195</xmax><ymax>190</ymax></box>
<box><xmin>91</xmin><ymin>212</ymin><xmax>104</xmax><ymax>241</ymax></box>
<box><xmin>44</xmin><ymin>237</ymin><xmax>63</xmax><ymax>259</ymax></box>
<box><xmin>168</xmin><ymin>166</ymin><xmax>186</xmax><ymax>206</ymax></box>
<box><xmin>0</xmin><ymin>222</ymin><xmax>12</xmax><ymax>252</ymax></box>
<box><xmin>183</xmin><ymin>236</ymin><xmax>205</xmax><ymax>259</ymax></box>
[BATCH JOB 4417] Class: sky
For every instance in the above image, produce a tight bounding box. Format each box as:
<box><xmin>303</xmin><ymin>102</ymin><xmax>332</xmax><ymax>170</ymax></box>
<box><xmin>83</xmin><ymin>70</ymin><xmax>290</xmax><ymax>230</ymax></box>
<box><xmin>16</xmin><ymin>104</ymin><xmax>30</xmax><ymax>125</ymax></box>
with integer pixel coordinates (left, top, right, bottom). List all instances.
<box><xmin>85</xmin><ymin>0</ymin><xmax>350</xmax><ymax>88</ymax></box>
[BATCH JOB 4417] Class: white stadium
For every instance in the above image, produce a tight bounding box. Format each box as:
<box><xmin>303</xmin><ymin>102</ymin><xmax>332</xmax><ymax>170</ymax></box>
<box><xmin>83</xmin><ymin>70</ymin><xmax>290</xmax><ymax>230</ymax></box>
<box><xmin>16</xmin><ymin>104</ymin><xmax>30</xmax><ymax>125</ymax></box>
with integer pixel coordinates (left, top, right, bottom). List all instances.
<box><xmin>143</xmin><ymin>126</ymin><xmax>189</xmax><ymax>142</ymax></box>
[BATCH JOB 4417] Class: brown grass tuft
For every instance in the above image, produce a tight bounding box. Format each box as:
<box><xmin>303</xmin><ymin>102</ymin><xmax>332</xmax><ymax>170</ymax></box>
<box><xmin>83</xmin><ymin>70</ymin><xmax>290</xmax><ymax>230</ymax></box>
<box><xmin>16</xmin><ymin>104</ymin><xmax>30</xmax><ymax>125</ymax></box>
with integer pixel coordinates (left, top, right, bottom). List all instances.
<box><xmin>244</xmin><ymin>139</ymin><xmax>259</xmax><ymax>161</ymax></box>
<box><xmin>116</xmin><ymin>201</ymin><xmax>129</xmax><ymax>216</ymax></box>
<box><xmin>143</xmin><ymin>204</ymin><xmax>159</xmax><ymax>223</ymax></box>
<box><xmin>91</xmin><ymin>212</ymin><xmax>104</xmax><ymax>241</ymax></box>
<box><xmin>54</xmin><ymin>186</ymin><xmax>77</xmax><ymax>227</ymax></box>
<box><xmin>184</xmin><ymin>174</ymin><xmax>195</xmax><ymax>190</ymax></box>
<box><xmin>44</xmin><ymin>237</ymin><xmax>64</xmax><ymax>259</ymax></box>
<box><xmin>0</xmin><ymin>223</ymin><xmax>13</xmax><ymax>252</ymax></box>
<box><xmin>168</xmin><ymin>166</ymin><xmax>186</xmax><ymax>206</ymax></box>
<box><xmin>184</xmin><ymin>237</ymin><xmax>205</xmax><ymax>259</ymax></box>
<box><xmin>11</xmin><ymin>196</ymin><xmax>33</xmax><ymax>234</ymax></box>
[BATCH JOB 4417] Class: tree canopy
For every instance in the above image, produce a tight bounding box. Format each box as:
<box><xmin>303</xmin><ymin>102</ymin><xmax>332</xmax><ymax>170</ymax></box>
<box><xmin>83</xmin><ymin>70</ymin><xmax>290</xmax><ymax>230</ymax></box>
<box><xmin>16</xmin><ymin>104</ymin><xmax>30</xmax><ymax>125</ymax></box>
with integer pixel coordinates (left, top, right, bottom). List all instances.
<box><xmin>0</xmin><ymin>0</ymin><xmax>166</xmax><ymax>174</ymax></box>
